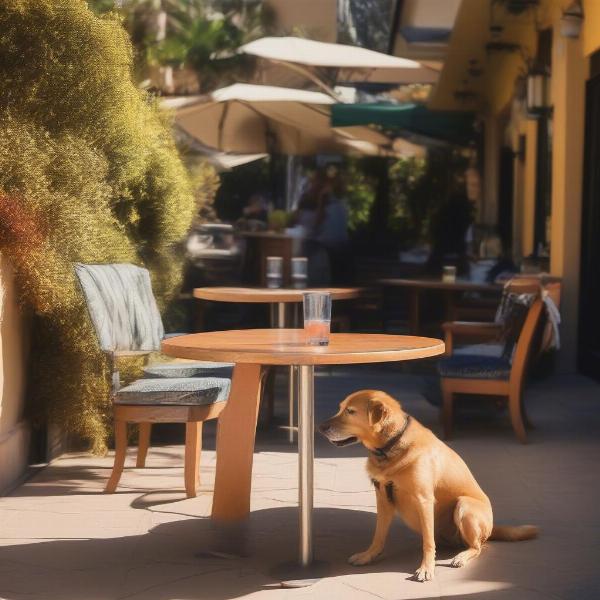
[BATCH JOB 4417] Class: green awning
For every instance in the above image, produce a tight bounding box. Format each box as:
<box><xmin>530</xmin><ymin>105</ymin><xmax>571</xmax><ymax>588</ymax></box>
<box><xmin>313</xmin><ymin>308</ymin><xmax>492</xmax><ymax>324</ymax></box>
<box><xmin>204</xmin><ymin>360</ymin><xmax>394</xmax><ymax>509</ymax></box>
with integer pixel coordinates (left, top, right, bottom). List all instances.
<box><xmin>331</xmin><ymin>103</ymin><xmax>476</xmax><ymax>146</ymax></box>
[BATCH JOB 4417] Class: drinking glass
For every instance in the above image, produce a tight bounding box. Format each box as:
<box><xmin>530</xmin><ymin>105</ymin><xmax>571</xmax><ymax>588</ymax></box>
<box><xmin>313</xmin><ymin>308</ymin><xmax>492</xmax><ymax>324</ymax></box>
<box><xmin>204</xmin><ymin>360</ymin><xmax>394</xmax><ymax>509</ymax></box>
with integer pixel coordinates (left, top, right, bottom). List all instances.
<box><xmin>442</xmin><ymin>265</ymin><xmax>457</xmax><ymax>283</ymax></box>
<box><xmin>303</xmin><ymin>291</ymin><xmax>331</xmax><ymax>346</ymax></box>
<box><xmin>291</xmin><ymin>257</ymin><xmax>308</xmax><ymax>289</ymax></box>
<box><xmin>266</xmin><ymin>256</ymin><xmax>283</xmax><ymax>288</ymax></box>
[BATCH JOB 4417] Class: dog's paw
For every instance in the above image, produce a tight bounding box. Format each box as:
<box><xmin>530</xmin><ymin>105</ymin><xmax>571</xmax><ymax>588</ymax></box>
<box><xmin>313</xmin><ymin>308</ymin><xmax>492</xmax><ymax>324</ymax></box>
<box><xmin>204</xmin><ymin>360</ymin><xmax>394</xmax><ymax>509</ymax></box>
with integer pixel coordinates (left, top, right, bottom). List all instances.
<box><xmin>450</xmin><ymin>549</ymin><xmax>476</xmax><ymax>568</ymax></box>
<box><xmin>414</xmin><ymin>564</ymin><xmax>435</xmax><ymax>582</ymax></box>
<box><xmin>348</xmin><ymin>551</ymin><xmax>378</xmax><ymax>566</ymax></box>
<box><xmin>451</xmin><ymin>556</ymin><xmax>466</xmax><ymax>568</ymax></box>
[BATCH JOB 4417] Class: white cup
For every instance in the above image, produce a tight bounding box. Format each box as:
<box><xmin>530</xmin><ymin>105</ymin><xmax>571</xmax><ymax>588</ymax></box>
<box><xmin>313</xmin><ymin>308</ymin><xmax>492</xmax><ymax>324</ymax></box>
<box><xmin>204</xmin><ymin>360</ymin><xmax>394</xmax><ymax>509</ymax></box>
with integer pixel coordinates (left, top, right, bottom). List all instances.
<box><xmin>266</xmin><ymin>256</ymin><xmax>283</xmax><ymax>288</ymax></box>
<box><xmin>291</xmin><ymin>257</ymin><xmax>308</xmax><ymax>289</ymax></box>
<box><xmin>442</xmin><ymin>265</ymin><xmax>457</xmax><ymax>283</ymax></box>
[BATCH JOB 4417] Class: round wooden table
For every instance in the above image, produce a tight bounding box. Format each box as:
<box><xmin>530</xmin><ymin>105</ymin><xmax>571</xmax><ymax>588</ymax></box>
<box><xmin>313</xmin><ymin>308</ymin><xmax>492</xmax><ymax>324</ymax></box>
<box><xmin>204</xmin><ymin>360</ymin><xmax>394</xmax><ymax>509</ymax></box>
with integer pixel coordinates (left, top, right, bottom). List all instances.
<box><xmin>379</xmin><ymin>278</ymin><xmax>503</xmax><ymax>335</ymax></box>
<box><xmin>194</xmin><ymin>286</ymin><xmax>362</xmax><ymax>326</ymax></box>
<box><xmin>194</xmin><ymin>286</ymin><xmax>364</xmax><ymax>443</ymax></box>
<box><xmin>162</xmin><ymin>329</ymin><xmax>444</xmax><ymax>579</ymax></box>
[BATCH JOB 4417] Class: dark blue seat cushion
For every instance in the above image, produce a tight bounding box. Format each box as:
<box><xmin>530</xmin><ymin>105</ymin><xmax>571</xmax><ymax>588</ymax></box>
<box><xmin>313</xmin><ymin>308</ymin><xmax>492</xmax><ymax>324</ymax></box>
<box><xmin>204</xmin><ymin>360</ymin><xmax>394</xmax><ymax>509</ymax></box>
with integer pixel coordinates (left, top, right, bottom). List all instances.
<box><xmin>437</xmin><ymin>354</ymin><xmax>511</xmax><ymax>380</ymax></box>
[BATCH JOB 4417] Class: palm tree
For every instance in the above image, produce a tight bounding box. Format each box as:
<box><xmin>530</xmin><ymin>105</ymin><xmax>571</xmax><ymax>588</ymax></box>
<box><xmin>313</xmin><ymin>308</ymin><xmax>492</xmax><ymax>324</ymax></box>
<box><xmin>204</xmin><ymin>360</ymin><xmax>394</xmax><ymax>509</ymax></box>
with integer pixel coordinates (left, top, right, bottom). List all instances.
<box><xmin>152</xmin><ymin>0</ymin><xmax>273</xmax><ymax>92</ymax></box>
<box><xmin>88</xmin><ymin>0</ymin><xmax>272</xmax><ymax>92</ymax></box>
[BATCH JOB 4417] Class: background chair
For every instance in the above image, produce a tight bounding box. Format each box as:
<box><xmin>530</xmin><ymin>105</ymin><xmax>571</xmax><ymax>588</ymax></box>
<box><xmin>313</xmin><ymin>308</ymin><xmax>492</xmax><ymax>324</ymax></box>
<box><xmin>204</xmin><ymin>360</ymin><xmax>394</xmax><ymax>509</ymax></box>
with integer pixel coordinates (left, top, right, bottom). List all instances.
<box><xmin>75</xmin><ymin>263</ymin><xmax>232</xmax><ymax>497</ymax></box>
<box><xmin>438</xmin><ymin>279</ymin><xmax>545</xmax><ymax>443</ymax></box>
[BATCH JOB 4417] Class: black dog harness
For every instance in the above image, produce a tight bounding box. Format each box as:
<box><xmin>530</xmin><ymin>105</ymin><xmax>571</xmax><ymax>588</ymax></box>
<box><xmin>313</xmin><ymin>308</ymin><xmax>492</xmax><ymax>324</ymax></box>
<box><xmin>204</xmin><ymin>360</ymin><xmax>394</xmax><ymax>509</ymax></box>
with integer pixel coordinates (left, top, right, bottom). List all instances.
<box><xmin>369</xmin><ymin>415</ymin><xmax>412</xmax><ymax>505</ymax></box>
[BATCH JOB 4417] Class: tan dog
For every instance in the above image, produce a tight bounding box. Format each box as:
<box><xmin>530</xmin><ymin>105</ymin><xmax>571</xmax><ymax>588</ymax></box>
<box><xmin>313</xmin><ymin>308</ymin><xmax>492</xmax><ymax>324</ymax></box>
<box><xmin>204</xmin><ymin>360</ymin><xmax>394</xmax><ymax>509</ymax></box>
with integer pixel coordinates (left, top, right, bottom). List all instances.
<box><xmin>319</xmin><ymin>390</ymin><xmax>538</xmax><ymax>581</ymax></box>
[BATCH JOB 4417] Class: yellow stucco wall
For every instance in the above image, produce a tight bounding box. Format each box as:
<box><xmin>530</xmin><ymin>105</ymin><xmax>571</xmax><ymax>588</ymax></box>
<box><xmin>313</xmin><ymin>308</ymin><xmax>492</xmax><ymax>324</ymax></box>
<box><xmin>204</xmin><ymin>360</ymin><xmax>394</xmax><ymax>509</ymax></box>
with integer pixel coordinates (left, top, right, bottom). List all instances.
<box><xmin>583</xmin><ymin>0</ymin><xmax>600</xmax><ymax>56</ymax></box>
<box><xmin>0</xmin><ymin>254</ymin><xmax>31</xmax><ymax>492</ymax></box>
<box><xmin>549</xmin><ymin>32</ymin><xmax>587</xmax><ymax>371</ymax></box>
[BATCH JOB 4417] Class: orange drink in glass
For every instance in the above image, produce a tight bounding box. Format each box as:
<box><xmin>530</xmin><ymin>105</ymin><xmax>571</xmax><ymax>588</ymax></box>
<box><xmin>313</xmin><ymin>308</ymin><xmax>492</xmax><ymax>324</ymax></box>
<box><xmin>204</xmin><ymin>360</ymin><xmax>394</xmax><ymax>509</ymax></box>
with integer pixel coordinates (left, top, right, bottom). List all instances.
<box><xmin>303</xmin><ymin>292</ymin><xmax>332</xmax><ymax>346</ymax></box>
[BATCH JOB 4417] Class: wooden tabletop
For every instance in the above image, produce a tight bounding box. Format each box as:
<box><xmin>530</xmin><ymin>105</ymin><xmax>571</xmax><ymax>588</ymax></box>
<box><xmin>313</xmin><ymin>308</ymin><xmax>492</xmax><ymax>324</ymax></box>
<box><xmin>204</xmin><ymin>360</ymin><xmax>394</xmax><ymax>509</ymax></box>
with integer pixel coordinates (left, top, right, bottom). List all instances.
<box><xmin>162</xmin><ymin>329</ymin><xmax>445</xmax><ymax>366</ymax></box>
<box><xmin>379</xmin><ymin>277</ymin><xmax>502</xmax><ymax>293</ymax></box>
<box><xmin>193</xmin><ymin>286</ymin><xmax>363</xmax><ymax>303</ymax></box>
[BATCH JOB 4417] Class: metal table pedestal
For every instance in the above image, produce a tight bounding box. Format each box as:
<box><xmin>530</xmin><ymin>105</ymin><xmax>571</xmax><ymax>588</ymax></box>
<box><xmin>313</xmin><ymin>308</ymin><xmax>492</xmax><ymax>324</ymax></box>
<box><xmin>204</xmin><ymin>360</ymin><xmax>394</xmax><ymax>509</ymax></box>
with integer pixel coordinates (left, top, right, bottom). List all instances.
<box><xmin>271</xmin><ymin>364</ymin><xmax>329</xmax><ymax>587</ymax></box>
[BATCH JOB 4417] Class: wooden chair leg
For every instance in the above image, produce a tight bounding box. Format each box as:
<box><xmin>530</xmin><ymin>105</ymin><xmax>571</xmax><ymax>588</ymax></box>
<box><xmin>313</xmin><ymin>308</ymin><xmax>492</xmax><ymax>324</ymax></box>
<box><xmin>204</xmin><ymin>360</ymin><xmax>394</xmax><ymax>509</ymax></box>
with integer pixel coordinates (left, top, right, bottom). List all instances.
<box><xmin>441</xmin><ymin>384</ymin><xmax>454</xmax><ymax>440</ymax></box>
<box><xmin>184</xmin><ymin>422</ymin><xmax>202</xmax><ymax>498</ymax></box>
<box><xmin>105</xmin><ymin>420</ymin><xmax>127</xmax><ymax>493</ymax></box>
<box><xmin>509</xmin><ymin>389</ymin><xmax>528</xmax><ymax>444</ymax></box>
<box><xmin>136</xmin><ymin>423</ymin><xmax>152</xmax><ymax>468</ymax></box>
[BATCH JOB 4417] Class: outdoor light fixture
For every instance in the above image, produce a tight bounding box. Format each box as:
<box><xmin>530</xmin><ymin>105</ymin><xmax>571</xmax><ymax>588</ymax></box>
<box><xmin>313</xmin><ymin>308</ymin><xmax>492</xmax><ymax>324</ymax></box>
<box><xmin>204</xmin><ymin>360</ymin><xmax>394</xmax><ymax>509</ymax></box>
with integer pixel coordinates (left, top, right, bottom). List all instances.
<box><xmin>526</xmin><ymin>62</ymin><xmax>550</xmax><ymax>116</ymax></box>
<box><xmin>561</xmin><ymin>1</ymin><xmax>584</xmax><ymax>39</ymax></box>
<box><xmin>493</xmin><ymin>0</ymin><xmax>540</xmax><ymax>15</ymax></box>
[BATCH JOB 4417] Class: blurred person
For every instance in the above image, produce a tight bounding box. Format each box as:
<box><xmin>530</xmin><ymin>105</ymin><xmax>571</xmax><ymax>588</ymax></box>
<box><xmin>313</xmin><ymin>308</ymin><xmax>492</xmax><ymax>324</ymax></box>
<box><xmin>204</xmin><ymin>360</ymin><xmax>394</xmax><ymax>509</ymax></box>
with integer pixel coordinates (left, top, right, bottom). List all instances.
<box><xmin>315</xmin><ymin>165</ymin><xmax>350</xmax><ymax>284</ymax></box>
<box><xmin>292</xmin><ymin>166</ymin><xmax>350</xmax><ymax>285</ymax></box>
<box><xmin>427</xmin><ymin>191</ymin><xmax>474</xmax><ymax>276</ymax></box>
<box><xmin>242</xmin><ymin>192</ymin><xmax>268</xmax><ymax>223</ymax></box>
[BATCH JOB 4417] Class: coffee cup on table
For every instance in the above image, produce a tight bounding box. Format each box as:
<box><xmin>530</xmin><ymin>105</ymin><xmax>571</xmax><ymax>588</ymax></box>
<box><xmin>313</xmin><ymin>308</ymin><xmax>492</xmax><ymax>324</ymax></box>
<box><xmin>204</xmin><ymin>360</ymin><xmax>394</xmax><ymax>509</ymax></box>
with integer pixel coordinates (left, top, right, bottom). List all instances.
<box><xmin>442</xmin><ymin>265</ymin><xmax>457</xmax><ymax>283</ymax></box>
<box><xmin>266</xmin><ymin>256</ymin><xmax>283</xmax><ymax>288</ymax></box>
<box><xmin>291</xmin><ymin>257</ymin><xmax>308</xmax><ymax>289</ymax></box>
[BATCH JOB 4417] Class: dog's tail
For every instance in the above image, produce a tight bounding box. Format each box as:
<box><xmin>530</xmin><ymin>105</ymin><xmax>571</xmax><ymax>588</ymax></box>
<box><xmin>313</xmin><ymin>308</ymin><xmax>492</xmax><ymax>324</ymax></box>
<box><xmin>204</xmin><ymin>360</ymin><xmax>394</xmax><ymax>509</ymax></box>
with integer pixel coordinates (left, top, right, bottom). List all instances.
<box><xmin>489</xmin><ymin>524</ymin><xmax>539</xmax><ymax>542</ymax></box>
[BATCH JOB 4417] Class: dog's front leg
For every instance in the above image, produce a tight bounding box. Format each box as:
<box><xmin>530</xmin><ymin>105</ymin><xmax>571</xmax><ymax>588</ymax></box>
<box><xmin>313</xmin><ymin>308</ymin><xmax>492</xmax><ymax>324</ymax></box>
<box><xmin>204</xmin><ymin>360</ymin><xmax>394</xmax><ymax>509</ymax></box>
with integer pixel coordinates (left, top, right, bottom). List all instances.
<box><xmin>348</xmin><ymin>485</ymin><xmax>394</xmax><ymax>566</ymax></box>
<box><xmin>413</xmin><ymin>493</ymin><xmax>436</xmax><ymax>581</ymax></box>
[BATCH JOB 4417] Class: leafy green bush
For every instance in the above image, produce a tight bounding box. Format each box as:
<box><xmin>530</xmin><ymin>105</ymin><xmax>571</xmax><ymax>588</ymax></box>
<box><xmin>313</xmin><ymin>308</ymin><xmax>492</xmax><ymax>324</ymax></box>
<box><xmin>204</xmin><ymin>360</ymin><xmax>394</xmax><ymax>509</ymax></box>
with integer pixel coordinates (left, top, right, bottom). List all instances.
<box><xmin>0</xmin><ymin>0</ymin><xmax>197</xmax><ymax>453</ymax></box>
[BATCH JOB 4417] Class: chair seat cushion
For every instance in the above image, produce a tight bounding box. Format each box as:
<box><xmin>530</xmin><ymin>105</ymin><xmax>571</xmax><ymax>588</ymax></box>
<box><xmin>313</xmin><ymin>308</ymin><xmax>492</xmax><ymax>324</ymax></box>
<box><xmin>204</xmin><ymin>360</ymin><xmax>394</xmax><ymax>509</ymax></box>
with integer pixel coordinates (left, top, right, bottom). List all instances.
<box><xmin>437</xmin><ymin>354</ymin><xmax>511</xmax><ymax>380</ymax></box>
<box><xmin>143</xmin><ymin>361</ymin><xmax>234</xmax><ymax>379</ymax></box>
<box><xmin>453</xmin><ymin>343</ymin><xmax>503</xmax><ymax>358</ymax></box>
<box><xmin>115</xmin><ymin>377</ymin><xmax>231</xmax><ymax>406</ymax></box>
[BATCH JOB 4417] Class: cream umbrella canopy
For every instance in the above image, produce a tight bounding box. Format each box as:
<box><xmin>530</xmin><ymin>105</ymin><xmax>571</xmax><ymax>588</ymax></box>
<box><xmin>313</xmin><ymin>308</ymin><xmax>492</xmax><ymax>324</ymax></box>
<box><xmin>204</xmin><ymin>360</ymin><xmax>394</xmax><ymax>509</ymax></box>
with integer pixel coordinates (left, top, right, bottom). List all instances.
<box><xmin>240</xmin><ymin>37</ymin><xmax>439</xmax><ymax>95</ymax></box>
<box><xmin>170</xmin><ymin>83</ymin><xmax>392</xmax><ymax>156</ymax></box>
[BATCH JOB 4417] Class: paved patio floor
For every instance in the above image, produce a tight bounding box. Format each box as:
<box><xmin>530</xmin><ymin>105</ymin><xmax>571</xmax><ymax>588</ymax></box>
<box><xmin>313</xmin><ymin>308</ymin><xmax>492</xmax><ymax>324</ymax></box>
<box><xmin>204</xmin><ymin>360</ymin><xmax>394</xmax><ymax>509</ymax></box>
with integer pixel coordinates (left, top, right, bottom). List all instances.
<box><xmin>1</xmin><ymin>367</ymin><xmax>599</xmax><ymax>600</ymax></box>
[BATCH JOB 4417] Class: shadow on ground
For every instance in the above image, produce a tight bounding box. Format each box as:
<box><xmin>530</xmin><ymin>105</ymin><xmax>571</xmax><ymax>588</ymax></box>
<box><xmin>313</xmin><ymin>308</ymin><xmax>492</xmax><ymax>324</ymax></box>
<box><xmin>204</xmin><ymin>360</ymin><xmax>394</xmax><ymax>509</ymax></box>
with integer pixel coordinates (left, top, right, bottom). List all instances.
<box><xmin>0</xmin><ymin>505</ymin><xmax>529</xmax><ymax>600</ymax></box>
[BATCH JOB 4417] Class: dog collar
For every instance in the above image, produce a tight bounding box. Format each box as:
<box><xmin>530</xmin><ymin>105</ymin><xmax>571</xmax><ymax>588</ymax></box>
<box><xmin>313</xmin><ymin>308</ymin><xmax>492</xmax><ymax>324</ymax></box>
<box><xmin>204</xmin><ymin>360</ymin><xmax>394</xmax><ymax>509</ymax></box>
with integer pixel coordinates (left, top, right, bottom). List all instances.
<box><xmin>370</xmin><ymin>415</ymin><xmax>411</xmax><ymax>459</ymax></box>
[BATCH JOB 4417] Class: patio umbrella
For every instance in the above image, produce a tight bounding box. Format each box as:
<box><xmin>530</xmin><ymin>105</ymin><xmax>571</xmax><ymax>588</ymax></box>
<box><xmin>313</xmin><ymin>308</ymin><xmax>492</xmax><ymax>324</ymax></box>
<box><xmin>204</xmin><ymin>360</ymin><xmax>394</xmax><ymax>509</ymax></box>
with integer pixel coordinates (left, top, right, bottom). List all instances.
<box><xmin>170</xmin><ymin>83</ymin><xmax>393</xmax><ymax>156</ymax></box>
<box><xmin>239</xmin><ymin>37</ymin><xmax>439</xmax><ymax>95</ymax></box>
<box><xmin>163</xmin><ymin>98</ymin><xmax>269</xmax><ymax>171</ymax></box>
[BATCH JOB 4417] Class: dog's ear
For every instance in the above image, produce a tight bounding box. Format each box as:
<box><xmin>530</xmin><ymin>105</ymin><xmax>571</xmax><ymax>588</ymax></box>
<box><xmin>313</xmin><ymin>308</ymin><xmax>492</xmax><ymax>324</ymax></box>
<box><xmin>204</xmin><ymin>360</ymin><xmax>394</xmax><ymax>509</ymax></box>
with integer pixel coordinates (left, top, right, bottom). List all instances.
<box><xmin>367</xmin><ymin>398</ymin><xmax>388</xmax><ymax>430</ymax></box>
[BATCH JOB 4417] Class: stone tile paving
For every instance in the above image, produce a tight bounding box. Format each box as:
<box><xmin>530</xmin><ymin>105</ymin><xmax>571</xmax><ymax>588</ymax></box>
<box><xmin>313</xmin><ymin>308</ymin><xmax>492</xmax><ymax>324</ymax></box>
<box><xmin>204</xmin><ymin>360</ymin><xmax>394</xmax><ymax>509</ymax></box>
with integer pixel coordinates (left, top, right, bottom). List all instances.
<box><xmin>1</xmin><ymin>366</ymin><xmax>599</xmax><ymax>599</ymax></box>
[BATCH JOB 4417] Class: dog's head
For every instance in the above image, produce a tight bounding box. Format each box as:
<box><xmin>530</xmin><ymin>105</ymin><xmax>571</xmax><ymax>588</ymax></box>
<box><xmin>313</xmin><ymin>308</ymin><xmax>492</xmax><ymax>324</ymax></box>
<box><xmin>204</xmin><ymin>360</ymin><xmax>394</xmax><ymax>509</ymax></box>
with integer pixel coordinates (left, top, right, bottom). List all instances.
<box><xmin>318</xmin><ymin>390</ymin><xmax>403</xmax><ymax>449</ymax></box>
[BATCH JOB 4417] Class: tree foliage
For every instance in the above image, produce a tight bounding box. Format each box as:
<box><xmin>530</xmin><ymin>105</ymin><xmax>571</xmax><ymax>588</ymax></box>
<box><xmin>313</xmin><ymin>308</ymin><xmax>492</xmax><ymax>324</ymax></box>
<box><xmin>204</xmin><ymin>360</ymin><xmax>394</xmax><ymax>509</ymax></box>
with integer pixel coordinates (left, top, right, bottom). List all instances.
<box><xmin>0</xmin><ymin>0</ymin><xmax>197</xmax><ymax>453</ymax></box>
<box><xmin>89</xmin><ymin>0</ymin><xmax>273</xmax><ymax>91</ymax></box>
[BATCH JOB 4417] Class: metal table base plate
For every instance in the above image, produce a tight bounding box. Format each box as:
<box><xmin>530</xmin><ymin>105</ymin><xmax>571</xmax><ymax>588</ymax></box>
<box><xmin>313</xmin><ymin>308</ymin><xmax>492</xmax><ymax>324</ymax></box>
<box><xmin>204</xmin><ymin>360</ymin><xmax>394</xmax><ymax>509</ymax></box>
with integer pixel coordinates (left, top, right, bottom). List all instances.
<box><xmin>270</xmin><ymin>559</ymin><xmax>330</xmax><ymax>588</ymax></box>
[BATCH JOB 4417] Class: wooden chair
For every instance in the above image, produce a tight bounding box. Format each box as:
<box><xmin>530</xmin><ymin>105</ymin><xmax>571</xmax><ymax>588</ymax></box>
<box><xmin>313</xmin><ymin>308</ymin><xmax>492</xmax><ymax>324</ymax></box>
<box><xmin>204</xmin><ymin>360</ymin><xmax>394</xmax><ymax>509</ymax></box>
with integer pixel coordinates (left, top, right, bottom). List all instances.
<box><xmin>438</xmin><ymin>279</ymin><xmax>545</xmax><ymax>443</ymax></box>
<box><xmin>75</xmin><ymin>263</ymin><xmax>232</xmax><ymax>497</ymax></box>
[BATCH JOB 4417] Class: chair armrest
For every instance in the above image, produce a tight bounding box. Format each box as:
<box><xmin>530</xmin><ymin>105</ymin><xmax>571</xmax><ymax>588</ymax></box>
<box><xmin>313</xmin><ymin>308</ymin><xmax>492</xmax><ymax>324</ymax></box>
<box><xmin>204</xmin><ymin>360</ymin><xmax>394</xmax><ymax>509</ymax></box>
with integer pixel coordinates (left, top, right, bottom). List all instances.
<box><xmin>442</xmin><ymin>322</ymin><xmax>502</xmax><ymax>356</ymax></box>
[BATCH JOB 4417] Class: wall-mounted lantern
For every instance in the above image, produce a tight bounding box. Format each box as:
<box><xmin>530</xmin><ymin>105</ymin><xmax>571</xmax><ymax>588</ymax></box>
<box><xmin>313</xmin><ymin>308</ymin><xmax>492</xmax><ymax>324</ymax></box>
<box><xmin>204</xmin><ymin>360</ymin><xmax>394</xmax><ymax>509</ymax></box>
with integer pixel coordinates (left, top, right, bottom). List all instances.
<box><xmin>560</xmin><ymin>1</ymin><xmax>584</xmax><ymax>39</ymax></box>
<box><xmin>526</xmin><ymin>62</ymin><xmax>550</xmax><ymax>117</ymax></box>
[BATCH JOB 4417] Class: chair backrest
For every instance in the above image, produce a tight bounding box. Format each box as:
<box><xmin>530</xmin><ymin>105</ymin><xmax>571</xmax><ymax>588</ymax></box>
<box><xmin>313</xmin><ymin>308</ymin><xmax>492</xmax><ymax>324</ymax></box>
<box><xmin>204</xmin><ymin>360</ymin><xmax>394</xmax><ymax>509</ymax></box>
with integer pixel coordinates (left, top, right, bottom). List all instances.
<box><xmin>75</xmin><ymin>263</ymin><xmax>164</xmax><ymax>352</ymax></box>
<box><xmin>509</xmin><ymin>290</ymin><xmax>545</xmax><ymax>388</ymax></box>
<box><xmin>494</xmin><ymin>278</ymin><xmax>541</xmax><ymax>358</ymax></box>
